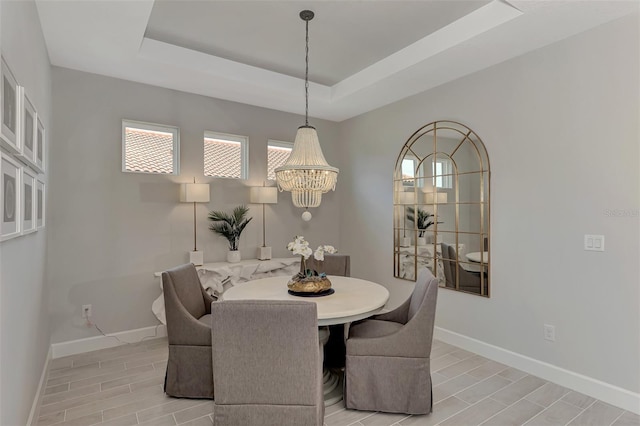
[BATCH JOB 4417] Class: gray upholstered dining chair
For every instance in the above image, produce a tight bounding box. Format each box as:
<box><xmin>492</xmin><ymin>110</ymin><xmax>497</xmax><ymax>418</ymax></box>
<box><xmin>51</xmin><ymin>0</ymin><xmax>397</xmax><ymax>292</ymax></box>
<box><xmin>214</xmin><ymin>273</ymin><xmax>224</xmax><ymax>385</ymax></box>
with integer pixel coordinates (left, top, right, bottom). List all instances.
<box><xmin>441</xmin><ymin>243</ymin><xmax>484</xmax><ymax>294</ymax></box>
<box><xmin>305</xmin><ymin>253</ymin><xmax>350</xmax><ymax>277</ymax></box>
<box><xmin>306</xmin><ymin>253</ymin><xmax>351</xmax><ymax>368</ymax></box>
<box><xmin>162</xmin><ymin>263</ymin><xmax>215</xmax><ymax>398</ymax></box>
<box><xmin>344</xmin><ymin>268</ymin><xmax>438</xmax><ymax>414</ymax></box>
<box><xmin>211</xmin><ymin>300</ymin><xmax>324</xmax><ymax>426</ymax></box>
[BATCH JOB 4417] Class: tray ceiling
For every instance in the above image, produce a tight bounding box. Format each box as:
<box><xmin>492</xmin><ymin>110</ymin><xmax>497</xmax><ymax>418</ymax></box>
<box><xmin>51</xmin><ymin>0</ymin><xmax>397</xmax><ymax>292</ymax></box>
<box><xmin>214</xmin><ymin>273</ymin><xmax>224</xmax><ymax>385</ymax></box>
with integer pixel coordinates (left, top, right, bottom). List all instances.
<box><xmin>36</xmin><ymin>0</ymin><xmax>639</xmax><ymax>122</ymax></box>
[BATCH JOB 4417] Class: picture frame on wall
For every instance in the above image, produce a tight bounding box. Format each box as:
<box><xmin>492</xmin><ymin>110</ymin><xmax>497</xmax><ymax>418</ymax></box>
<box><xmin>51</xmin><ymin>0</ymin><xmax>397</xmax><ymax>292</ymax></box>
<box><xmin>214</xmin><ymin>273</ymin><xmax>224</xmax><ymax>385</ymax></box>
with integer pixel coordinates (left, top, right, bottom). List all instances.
<box><xmin>21</xmin><ymin>168</ymin><xmax>36</xmax><ymax>234</ymax></box>
<box><xmin>0</xmin><ymin>56</ymin><xmax>21</xmax><ymax>154</ymax></box>
<box><xmin>36</xmin><ymin>116</ymin><xmax>45</xmax><ymax>172</ymax></box>
<box><xmin>17</xmin><ymin>87</ymin><xmax>38</xmax><ymax>168</ymax></box>
<box><xmin>36</xmin><ymin>178</ymin><xmax>45</xmax><ymax>229</ymax></box>
<box><xmin>1</xmin><ymin>153</ymin><xmax>22</xmax><ymax>241</ymax></box>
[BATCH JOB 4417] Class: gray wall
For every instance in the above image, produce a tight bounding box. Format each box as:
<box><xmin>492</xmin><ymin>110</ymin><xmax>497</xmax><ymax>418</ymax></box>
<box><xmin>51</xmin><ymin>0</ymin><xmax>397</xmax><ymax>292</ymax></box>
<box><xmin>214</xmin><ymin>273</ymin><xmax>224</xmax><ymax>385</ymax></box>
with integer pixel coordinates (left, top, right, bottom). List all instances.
<box><xmin>49</xmin><ymin>68</ymin><xmax>342</xmax><ymax>343</ymax></box>
<box><xmin>5</xmin><ymin>6</ymin><xmax>637</xmax><ymax>423</ymax></box>
<box><xmin>338</xmin><ymin>13</ymin><xmax>639</xmax><ymax>394</ymax></box>
<box><xmin>0</xmin><ymin>1</ymin><xmax>52</xmax><ymax>424</ymax></box>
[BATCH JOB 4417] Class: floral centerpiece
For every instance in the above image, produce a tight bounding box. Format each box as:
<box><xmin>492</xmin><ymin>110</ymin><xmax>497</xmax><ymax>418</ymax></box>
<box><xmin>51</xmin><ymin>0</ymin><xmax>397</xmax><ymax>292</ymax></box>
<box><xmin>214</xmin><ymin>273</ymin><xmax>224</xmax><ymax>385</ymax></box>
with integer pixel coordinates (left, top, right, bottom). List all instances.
<box><xmin>286</xmin><ymin>236</ymin><xmax>337</xmax><ymax>294</ymax></box>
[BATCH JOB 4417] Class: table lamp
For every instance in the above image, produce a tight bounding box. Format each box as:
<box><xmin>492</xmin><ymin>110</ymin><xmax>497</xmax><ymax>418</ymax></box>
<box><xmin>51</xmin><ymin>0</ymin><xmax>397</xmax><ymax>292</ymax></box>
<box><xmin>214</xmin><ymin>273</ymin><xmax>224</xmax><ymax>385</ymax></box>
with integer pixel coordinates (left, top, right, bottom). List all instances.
<box><xmin>250</xmin><ymin>185</ymin><xmax>278</xmax><ymax>260</ymax></box>
<box><xmin>422</xmin><ymin>188</ymin><xmax>446</xmax><ymax>244</ymax></box>
<box><xmin>180</xmin><ymin>181</ymin><xmax>210</xmax><ymax>266</ymax></box>
<box><xmin>421</xmin><ymin>179</ymin><xmax>448</xmax><ymax>204</ymax></box>
<box><xmin>423</xmin><ymin>191</ymin><xmax>448</xmax><ymax>204</ymax></box>
<box><xmin>397</xmin><ymin>190</ymin><xmax>415</xmax><ymax>247</ymax></box>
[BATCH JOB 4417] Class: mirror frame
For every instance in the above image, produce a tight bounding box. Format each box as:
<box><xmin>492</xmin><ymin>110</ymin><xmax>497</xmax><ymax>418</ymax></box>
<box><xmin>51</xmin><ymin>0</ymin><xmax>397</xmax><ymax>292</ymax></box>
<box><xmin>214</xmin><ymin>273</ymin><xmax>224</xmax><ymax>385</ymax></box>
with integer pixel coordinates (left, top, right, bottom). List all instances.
<box><xmin>393</xmin><ymin>120</ymin><xmax>491</xmax><ymax>297</ymax></box>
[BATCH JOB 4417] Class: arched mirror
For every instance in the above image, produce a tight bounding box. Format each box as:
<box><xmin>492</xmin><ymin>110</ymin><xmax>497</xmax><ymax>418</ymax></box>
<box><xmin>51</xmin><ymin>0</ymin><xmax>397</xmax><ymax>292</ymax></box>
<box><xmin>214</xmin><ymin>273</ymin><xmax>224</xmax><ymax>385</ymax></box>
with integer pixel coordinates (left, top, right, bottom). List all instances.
<box><xmin>393</xmin><ymin>121</ymin><xmax>490</xmax><ymax>297</ymax></box>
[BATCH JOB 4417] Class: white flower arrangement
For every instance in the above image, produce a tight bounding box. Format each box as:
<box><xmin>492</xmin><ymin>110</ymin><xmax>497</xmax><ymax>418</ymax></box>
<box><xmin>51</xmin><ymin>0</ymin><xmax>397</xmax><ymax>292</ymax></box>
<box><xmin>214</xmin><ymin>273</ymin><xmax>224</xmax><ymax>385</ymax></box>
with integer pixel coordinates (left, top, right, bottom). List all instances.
<box><xmin>314</xmin><ymin>245</ymin><xmax>337</xmax><ymax>261</ymax></box>
<box><xmin>287</xmin><ymin>236</ymin><xmax>337</xmax><ymax>275</ymax></box>
<box><xmin>287</xmin><ymin>235</ymin><xmax>313</xmax><ymax>259</ymax></box>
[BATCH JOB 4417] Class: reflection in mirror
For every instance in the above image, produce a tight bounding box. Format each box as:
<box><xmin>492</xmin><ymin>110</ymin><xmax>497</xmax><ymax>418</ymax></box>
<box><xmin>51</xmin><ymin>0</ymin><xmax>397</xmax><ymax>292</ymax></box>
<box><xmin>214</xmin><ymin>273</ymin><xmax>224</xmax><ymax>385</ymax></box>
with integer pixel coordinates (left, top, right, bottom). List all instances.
<box><xmin>393</xmin><ymin>121</ymin><xmax>490</xmax><ymax>297</ymax></box>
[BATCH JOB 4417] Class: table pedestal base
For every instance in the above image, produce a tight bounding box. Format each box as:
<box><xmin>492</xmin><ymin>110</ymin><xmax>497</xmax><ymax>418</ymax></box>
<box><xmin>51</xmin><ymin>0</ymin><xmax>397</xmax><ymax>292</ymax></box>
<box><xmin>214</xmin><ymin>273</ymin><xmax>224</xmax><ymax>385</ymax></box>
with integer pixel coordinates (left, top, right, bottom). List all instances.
<box><xmin>323</xmin><ymin>369</ymin><xmax>344</xmax><ymax>406</ymax></box>
<box><xmin>319</xmin><ymin>326</ymin><xmax>344</xmax><ymax>406</ymax></box>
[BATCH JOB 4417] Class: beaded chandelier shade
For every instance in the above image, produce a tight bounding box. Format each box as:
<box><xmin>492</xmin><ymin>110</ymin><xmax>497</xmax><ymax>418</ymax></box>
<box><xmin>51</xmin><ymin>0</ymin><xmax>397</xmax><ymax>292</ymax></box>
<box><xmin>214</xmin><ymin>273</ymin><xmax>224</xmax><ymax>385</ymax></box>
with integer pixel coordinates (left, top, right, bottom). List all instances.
<box><xmin>275</xmin><ymin>10</ymin><xmax>338</xmax><ymax>209</ymax></box>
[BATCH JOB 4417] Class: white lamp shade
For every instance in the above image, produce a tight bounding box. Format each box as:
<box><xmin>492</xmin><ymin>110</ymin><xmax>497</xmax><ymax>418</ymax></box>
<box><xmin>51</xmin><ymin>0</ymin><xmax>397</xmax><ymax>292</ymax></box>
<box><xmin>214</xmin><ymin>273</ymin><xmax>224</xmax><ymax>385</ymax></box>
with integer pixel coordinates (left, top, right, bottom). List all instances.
<box><xmin>396</xmin><ymin>191</ymin><xmax>416</xmax><ymax>205</ymax></box>
<box><xmin>180</xmin><ymin>183</ymin><xmax>210</xmax><ymax>203</ymax></box>
<box><xmin>422</xmin><ymin>179</ymin><xmax>434</xmax><ymax>192</ymax></box>
<box><xmin>423</xmin><ymin>192</ymin><xmax>448</xmax><ymax>204</ymax></box>
<box><xmin>250</xmin><ymin>186</ymin><xmax>278</xmax><ymax>204</ymax></box>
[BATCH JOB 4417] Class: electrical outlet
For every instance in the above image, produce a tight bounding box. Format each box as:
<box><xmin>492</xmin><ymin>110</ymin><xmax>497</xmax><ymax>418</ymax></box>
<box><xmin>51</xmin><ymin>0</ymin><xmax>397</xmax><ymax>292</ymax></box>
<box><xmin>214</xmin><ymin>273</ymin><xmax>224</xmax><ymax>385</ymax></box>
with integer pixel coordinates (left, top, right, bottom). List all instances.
<box><xmin>82</xmin><ymin>304</ymin><xmax>92</xmax><ymax>319</ymax></box>
<box><xmin>543</xmin><ymin>324</ymin><xmax>556</xmax><ymax>342</ymax></box>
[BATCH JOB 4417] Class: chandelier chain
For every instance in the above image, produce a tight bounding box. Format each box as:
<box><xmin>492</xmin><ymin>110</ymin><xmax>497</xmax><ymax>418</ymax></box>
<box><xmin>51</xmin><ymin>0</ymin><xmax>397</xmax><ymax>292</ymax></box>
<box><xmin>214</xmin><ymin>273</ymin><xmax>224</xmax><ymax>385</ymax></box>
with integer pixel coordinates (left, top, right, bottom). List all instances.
<box><xmin>304</xmin><ymin>17</ymin><xmax>309</xmax><ymax>126</ymax></box>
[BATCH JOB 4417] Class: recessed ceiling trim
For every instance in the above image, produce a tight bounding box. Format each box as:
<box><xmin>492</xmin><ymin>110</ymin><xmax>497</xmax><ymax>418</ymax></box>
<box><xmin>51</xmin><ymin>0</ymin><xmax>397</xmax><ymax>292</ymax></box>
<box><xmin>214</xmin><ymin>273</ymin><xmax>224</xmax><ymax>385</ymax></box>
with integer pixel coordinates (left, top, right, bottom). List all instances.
<box><xmin>35</xmin><ymin>0</ymin><xmax>639</xmax><ymax>122</ymax></box>
<box><xmin>138</xmin><ymin>37</ymin><xmax>332</xmax><ymax>100</ymax></box>
<box><xmin>331</xmin><ymin>0</ymin><xmax>523</xmax><ymax>101</ymax></box>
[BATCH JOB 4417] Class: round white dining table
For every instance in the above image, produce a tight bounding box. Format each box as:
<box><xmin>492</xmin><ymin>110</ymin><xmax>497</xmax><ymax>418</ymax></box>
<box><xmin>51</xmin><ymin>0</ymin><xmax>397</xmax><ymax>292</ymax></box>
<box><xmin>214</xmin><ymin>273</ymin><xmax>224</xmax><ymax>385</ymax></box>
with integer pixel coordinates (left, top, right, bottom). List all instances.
<box><xmin>222</xmin><ymin>275</ymin><xmax>390</xmax><ymax>405</ymax></box>
<box><xmin>466</xmin><ymin>251</ymin><xmax>489</xmax><ymax>263</ymax></box>
<box><xmin>222</xmin><ymin>275</ymin><xmax>390</xmax><ymax>326</ymax></box>
<box><xmin>461</xmin><ymin>251</ymin><xmax>489</xmax><ymax>273</ymax></box>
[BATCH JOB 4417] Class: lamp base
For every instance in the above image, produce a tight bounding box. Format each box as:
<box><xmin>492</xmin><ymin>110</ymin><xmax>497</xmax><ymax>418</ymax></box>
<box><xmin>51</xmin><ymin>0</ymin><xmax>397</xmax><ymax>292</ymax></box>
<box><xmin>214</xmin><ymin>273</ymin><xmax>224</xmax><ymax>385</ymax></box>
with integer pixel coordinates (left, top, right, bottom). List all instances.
<box><xmin>257</xmin><ymin>246</ymin><xmax>272</xmax><ymax>260</ymax></box>
<box><xmin>189</xmin><ymin>250</ymin><xmax>204</xmax><ymax>266</ymax></box>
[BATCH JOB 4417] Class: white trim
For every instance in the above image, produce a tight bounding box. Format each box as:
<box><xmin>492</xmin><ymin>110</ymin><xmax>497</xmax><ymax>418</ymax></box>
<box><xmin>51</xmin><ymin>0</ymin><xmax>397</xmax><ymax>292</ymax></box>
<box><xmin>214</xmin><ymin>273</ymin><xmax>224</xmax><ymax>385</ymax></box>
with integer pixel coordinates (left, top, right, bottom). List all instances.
<box><xmin>434</xmin><ymin>326</ymin><xmax>640</xmax><ymax>415</ymax></box>
<box><xmin>27</xmin><ymin>346</ymin><xmax>52</xmax><ymax>426</ymax></box>
<box><xmin>267</xmin><ymin>139</ymin><xmax>293</xmax><ymax>150</ymax></box>
<box><xmin>267</xmin><ymin>139</ymin><xmax>293</xmax><ymax>181</ymax></box>
<box><xmin>51</xmin><ymin>325</ymin><xmax>167</xmax><ymax>359</ymax></box>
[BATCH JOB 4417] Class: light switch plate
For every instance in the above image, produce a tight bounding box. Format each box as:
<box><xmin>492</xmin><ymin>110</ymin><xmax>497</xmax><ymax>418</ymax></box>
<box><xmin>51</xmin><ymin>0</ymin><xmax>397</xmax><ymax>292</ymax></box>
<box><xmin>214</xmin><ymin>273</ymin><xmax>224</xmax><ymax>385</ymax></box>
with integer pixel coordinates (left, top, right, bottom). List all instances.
<box><xmin>584</xmin><ymin>234</ymin><xmax>604</xmax><ymax>251</ymax></box>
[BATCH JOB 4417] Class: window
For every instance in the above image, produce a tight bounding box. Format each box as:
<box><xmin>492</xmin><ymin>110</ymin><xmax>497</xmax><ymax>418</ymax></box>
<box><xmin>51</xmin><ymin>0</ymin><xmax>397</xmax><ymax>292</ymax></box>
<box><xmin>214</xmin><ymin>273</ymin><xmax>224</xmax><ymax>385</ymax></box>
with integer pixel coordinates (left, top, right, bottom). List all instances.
<box><xmin>401</xmin><ymin>157</ymin><xmax>425</xmax><ymax>187</ymax></box>
<box><xmin>433</xmin><ymin>159</ymin><xmax>453</xmax><ymax>189</ymax></box>
<box><xmin>204</xmin><ymin>131</ymin><xmax>248</xmax><ymax>179</ymax></box>
<box><xmin>401</xmin><ymin>158</ymin><xmax>416</xmax><ymax>186</ymax></box>
<box><xmin>400</xmin><ymin>157</ymin><xmax>452</xmax><ymax>188</ymax></box>
<box><xmin>122</xmin><ymin>120</ymin><xmax>179</xmax><ymax>175</ymax></box>
<box><xmin>267</xmin><ymin>140</ymin><xmax>293</xmax><ymax>180</ymax></box>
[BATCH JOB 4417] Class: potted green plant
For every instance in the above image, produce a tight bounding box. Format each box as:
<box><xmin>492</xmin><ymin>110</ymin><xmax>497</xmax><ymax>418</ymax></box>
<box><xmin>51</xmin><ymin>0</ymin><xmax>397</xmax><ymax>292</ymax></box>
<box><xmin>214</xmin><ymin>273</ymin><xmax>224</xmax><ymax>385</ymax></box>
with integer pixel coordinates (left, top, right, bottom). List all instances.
<box><xmin>406</xmin><ymin>206</ymin><xmax>439</xmax><ymax>245</ymax></box>
<box><xmin>208</xmin><ymin>205</ymin><xmax>252</xmax><ymax>263</ymax></box>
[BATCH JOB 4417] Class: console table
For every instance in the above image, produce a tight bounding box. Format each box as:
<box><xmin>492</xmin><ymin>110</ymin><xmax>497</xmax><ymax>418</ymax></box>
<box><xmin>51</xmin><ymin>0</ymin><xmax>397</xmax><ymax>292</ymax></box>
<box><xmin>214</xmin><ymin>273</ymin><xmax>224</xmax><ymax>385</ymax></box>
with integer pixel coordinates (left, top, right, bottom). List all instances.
<box><xmin>152</xmin><ymin>257</ymin><xmax>300</xmax><ymax>324</ymax></box>
<box><xmin>398</xmin><ymin>244</ymin><xmax>468</xmax><ymax>282</ymax></box>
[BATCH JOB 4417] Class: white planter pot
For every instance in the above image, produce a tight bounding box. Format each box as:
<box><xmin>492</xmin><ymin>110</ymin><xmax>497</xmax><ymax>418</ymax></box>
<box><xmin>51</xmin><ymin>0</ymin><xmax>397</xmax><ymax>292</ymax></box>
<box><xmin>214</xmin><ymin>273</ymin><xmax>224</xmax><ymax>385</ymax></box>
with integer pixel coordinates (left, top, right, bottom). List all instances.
<box><xmin>416</xmin><ymin>237</ymin><xmax>427</xmax><ymax>246</ymax></box>
<box><xmin>227</xmin><ymin>250</ymin><xmax>241</xmax><ymax>263</ymax></box>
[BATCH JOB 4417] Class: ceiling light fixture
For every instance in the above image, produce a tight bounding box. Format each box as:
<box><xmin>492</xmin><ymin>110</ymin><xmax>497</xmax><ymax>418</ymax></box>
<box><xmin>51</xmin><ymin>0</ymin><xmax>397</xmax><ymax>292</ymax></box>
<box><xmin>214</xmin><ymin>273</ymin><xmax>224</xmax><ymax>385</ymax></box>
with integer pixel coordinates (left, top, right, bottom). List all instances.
<box><xmin>275</xmin><ymin>10</ymin><xmax>338</xmax><ymax>221</ymax></box>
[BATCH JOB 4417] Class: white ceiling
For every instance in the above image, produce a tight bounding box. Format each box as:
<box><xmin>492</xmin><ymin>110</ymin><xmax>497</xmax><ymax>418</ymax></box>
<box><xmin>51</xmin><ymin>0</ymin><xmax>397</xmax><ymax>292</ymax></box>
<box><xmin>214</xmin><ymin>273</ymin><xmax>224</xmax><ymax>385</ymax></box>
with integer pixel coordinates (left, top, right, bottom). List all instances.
<box><xmin>35</xmin><ymin>0</ymin><xmax>638</xmax><ymax>122</ymax></box>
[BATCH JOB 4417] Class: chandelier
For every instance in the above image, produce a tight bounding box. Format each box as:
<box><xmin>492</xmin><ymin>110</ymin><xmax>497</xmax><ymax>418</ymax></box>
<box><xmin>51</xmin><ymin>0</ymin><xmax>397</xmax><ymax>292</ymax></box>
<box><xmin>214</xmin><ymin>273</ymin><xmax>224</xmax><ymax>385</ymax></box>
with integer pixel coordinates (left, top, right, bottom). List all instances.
<box><xmin>275</xmin><ymin>10</ymin><xmax>338</xmax><ymax>220</ymax></box>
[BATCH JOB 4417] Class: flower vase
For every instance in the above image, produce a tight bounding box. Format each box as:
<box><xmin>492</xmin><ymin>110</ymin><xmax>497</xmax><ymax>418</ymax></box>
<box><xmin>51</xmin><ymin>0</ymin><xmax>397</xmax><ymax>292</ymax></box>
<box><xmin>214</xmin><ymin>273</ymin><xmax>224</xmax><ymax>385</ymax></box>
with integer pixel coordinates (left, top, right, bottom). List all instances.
<box><xmin>227</xmin><ymin>250</ymin><xmax>241</xmax><ymax>263</ymax></box>
<box><xmin>287</xmin><ymin>256</ymin><xmax>332</xmax><ymax>294</ymax></box>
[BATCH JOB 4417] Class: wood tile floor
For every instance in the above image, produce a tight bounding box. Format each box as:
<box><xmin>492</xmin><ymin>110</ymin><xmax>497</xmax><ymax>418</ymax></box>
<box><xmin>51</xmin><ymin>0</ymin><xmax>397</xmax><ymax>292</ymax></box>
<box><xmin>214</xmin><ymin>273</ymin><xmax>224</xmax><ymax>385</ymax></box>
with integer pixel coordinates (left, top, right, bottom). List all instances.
<box><xmin>36</xmin><ymin>338</ymin><xmax>639</xmax><ymax>426</ymax></box>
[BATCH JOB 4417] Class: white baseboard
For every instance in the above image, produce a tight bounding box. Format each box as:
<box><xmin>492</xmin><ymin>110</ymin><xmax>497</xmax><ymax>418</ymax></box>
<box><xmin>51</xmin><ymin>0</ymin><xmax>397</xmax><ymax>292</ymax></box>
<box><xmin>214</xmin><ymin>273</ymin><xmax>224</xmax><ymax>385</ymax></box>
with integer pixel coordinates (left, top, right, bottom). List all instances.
<box><xmin>434</xmin><ymin>327</ymin><xmax>640</xmax><ymax>415</ymax></box>
<box><xmin>51</xmin><ymin>325</ymin><xmax>167</xmax><ymax>359</ymax></box>
<box><xmin>27</xmin><ymin>346</ymin><xmax>52</xmax><ymax>426</ymax></box>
